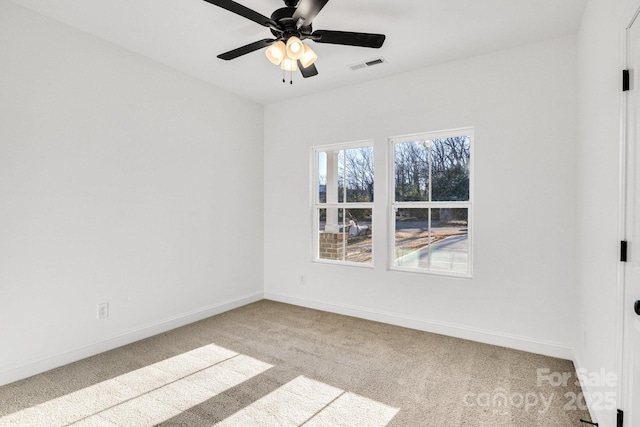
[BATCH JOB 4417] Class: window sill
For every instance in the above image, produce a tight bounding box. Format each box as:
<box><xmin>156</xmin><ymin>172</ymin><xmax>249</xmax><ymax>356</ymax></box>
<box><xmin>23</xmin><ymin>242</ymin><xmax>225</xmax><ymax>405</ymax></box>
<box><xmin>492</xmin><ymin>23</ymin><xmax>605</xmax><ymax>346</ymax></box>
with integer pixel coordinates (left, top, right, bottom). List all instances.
<box><xmin>313</xmin><ymin>259</ymin><xmax>375</xmax><ymax>269</ymax></box>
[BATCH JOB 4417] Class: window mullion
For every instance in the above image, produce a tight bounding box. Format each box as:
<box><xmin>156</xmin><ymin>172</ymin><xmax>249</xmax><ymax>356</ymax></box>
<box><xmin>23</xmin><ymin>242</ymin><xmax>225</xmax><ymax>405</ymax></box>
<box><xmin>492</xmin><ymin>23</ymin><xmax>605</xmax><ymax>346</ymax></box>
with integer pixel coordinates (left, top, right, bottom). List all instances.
<box><xmin>428</xmin><ymin>139</ymin><xmax>433</xmax><ymax>202</ymax></box>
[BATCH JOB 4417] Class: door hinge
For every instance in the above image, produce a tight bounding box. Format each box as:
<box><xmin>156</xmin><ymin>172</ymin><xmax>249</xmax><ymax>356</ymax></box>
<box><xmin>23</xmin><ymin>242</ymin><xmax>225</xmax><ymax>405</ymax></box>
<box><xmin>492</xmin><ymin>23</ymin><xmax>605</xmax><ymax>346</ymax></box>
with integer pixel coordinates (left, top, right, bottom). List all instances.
<box><xmin>624</xmin><ymin>70</ymin><xmax>630</xmax><ymax>91</ymax></box>
<box><xmin>621</xmin><ymin>241</ymin><xmax>628</xmax><ymax>262</ymax></box>
<box><xmin>618</xmin><ymin>409</ymin><xmax>624</xmax><ymax>427</ymax></box>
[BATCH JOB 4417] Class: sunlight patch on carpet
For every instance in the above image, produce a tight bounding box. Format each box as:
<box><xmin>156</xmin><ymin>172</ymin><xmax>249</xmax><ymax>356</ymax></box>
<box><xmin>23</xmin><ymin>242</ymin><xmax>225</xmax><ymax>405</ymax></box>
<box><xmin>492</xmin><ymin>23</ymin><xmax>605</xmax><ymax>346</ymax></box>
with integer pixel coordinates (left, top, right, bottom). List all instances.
<box><xmin>0</xmin><ymin>344</ymin><xmax>272</xmax><ymax>427</ymax></box>
<box><xmin>0</xmin><ymin>344</ymin><xmax>398</xmax><ymax>427</ymax></box>
<box><xmin>304</xmin><ymin>391</ymin><xmax>400</xmax><ymax>427</ymax></box>
<box><xmin>215</xmin><ymin>375</ymin><xmax>399</xmax><ymax>427</ymax></box>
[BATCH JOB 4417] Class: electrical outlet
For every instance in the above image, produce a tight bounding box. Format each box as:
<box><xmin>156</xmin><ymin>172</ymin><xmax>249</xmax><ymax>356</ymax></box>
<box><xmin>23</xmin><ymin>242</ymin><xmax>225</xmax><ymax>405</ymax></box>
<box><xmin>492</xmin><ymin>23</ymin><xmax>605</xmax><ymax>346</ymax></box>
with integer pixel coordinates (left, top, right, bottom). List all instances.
<box><xmin>299</xmin><ymin>274</ymin><xmax>305</xmax><ymax>285</ymax></box>
<box><xmin>97</xmin><ymin>303</ymin><xmax>109</xmax><ymax>319</ymax></box>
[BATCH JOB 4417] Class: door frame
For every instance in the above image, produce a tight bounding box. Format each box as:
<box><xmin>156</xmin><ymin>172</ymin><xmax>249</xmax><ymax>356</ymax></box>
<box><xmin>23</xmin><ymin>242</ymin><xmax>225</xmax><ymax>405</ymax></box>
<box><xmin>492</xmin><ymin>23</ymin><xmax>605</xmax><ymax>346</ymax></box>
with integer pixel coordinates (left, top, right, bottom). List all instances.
<box><xmin>619</xmin><ymin>1</ymin><xmax>640</xmax><ymax>423</ymax></box>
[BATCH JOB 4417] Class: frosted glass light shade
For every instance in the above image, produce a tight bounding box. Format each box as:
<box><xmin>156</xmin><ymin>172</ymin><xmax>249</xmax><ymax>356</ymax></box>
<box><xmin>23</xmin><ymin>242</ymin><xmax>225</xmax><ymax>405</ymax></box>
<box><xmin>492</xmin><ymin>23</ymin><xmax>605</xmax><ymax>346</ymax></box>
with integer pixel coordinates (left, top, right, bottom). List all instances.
<box><xmin>299</xmin><ymin>45</ymin><xmax>317</xmax><ymax>68</ymax></box>
<box><xmin>280</xmin><ymin>57</ymin><xmax>299</xmax><ymax>71</ymax></box>
<box><xmin>286</xmin><ymin>36</ymin><xmax>304</xmax><ymax>60</ymax></box>
<box><xmin>265</xmin><ymin>41</ymin><xmax>286</xmax><ymax>65</ymax></box>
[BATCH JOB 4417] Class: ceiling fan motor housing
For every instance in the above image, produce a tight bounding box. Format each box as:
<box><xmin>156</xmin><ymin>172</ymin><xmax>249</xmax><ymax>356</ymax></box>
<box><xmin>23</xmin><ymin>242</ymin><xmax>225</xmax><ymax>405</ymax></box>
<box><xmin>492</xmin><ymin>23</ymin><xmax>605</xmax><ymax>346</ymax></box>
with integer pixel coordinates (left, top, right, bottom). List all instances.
<box><xmin>269</xmin><ymin>7</ymin><xmax>312</xmax><ymax>40</ymax></box>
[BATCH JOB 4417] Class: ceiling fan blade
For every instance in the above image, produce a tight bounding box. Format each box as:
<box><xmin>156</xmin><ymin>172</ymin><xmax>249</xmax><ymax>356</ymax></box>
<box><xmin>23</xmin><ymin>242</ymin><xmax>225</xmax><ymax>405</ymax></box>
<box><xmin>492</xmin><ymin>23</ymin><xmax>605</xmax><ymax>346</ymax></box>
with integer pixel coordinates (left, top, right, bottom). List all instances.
<box><xmin>311</xmin><ymin>30</ymin><xmax>386</xmax><ymax>48</ymax></box>
<box><xmin>217</xmin><ymin>38</ymin><xmax>277</xmax><ymax>60</ymax></box>
<box><xmin>202</xmin><ymin>0</ymin><xmax>280</xmax><ymax>30</ymax></box>
<box><xmin>292</xmin><ymin>0</ymin><xmax>329</xmax><ymax>27</ymax></box>
<box><xmin>298</xmin><ymin>61</ymin><xmax>318</xmax><ymax>78</ymax></box>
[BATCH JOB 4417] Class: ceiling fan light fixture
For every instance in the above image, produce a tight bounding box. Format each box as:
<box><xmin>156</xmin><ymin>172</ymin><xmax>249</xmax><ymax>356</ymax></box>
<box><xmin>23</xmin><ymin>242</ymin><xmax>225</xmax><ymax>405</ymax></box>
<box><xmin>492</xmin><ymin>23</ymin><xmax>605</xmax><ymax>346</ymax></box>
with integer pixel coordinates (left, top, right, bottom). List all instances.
<box><xmin>299</xmin><ymin>45</ymin><xmax>318</xmax><ymax>68</ymax></box>
<box><xmin>265</xmin><ymin>41</ymin><xmax>286</xmax><ymax>65</ymax></box>
<box><xmin>280</xmin><ymin>56</ymin><xmax>299</xmax><ymax>71</ymax></box>
<box><xmin>286</xmin><ymin>36</ymin><xmax>305</xmax><ymax>60</ymax></box>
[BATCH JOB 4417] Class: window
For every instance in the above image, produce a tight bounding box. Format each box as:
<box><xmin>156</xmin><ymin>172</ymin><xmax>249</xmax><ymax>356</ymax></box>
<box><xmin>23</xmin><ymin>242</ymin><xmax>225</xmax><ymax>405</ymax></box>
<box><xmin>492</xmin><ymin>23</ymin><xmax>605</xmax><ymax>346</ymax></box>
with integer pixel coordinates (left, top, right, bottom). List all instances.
<box><xmin>313</xmin><ymin>142</ymin><xmax>374</xmax><ymax>265</ymax></box>
<box><xmin>390</xmin><ymin>129</ymin><xmax>473</xmax><ymax>276</ymax></box>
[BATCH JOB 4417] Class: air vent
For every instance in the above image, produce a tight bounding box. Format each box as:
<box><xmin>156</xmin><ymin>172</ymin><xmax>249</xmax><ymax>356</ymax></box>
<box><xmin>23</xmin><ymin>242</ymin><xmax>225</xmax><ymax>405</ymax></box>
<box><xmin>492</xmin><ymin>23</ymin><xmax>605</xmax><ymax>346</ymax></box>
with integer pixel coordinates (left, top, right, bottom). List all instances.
<box><xmin>348</xmin><ymin>57</ymin><xmax>386</xmax><ymax>71</ymax></box>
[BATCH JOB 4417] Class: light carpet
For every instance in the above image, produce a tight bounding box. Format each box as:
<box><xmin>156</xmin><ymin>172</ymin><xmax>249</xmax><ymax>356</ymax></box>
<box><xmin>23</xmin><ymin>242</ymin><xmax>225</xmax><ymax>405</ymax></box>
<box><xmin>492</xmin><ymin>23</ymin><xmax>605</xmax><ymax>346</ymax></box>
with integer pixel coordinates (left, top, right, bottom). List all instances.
<box><xmin>0</xmin><ymin>300</ymin><xmax>592</xmax><ymax>426</ymax></box>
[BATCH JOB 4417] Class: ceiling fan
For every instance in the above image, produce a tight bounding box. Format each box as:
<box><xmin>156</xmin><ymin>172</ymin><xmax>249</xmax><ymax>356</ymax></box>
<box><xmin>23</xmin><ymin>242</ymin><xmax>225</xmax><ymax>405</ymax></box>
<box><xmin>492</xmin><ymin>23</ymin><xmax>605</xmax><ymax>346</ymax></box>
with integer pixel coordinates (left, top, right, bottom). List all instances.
<box><xmin>203</xmin><ymin>0</ymin><xmax>386</xmax><ymax>79</ymax></box>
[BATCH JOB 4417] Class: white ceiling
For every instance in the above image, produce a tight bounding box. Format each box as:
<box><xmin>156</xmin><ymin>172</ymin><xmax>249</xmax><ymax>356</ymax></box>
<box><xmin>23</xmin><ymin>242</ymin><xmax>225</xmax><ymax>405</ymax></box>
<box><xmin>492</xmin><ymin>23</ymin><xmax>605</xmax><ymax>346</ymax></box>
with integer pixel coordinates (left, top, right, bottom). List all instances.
<box><xmin>9</xmin><ymin>0</ymin><xmax>587</xmax><ymax>105</ymax></box>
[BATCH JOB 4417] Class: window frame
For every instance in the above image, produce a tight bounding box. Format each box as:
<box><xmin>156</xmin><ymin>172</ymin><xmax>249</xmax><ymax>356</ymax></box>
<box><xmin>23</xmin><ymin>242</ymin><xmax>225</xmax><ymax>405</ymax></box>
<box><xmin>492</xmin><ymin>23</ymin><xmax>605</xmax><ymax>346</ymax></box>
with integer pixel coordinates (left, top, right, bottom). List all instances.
<box><xmin>388</xmin><ymin>128</ymin><xmax>474</xmax><ymax>277</ymax></box>
<box><xmin>312</xmin><ymin>140</ymin><xmax>375</xmax><ymax>268</ymax></box>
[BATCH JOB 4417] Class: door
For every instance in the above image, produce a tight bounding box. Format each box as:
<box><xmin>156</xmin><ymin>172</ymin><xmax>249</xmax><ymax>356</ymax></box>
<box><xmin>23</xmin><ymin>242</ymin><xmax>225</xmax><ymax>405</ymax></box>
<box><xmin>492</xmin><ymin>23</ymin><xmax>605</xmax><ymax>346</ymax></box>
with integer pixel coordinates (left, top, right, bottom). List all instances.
<box><xmin>624</xmin><ymin>10</ymin><xmax>640</xmax><ymax>427</ymax></box>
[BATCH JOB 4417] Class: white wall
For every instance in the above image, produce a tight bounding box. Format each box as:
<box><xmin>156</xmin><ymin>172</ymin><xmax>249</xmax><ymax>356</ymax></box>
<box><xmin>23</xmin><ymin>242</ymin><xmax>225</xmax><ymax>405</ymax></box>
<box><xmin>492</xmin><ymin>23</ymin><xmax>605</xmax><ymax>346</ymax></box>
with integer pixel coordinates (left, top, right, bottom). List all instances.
<box><xmin>575</xmin><ymin>0</ymin><xmax>626</xmax><ymax>425</ymax></box>
<box><xmin>4</xmin><ymin>0</ymin><xmax>615</xmax><ymax>403</ymax></box>
<box><xmin>264</xmin><ymin>36</ymin><xmax>579</xmax><ymax>358</ymax></box>
<box><xmin>0</xmin><ymin>1</ymin><xmax>264</xmax><ymax>385</ymax></box>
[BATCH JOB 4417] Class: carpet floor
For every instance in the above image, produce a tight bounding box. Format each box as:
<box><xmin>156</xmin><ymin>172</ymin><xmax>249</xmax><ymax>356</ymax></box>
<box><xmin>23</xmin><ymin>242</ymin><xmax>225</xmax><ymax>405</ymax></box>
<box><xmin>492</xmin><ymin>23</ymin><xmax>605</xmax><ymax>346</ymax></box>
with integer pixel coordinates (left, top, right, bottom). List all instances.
<box><xmin>0</xmin><ymin>300</ymin><xmax>592</xmax><ymax>426</ymax></box>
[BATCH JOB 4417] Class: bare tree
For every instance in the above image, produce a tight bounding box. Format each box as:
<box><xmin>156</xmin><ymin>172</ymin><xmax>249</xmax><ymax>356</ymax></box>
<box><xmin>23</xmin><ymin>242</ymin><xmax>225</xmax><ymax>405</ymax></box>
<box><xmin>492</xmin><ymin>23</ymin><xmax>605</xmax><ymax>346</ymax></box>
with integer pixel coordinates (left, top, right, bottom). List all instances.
<box><xmin>341</xmin><ymin>147</ymin><xmax>374</xmax><ymax>202</ymax></box>
<box><xmin>394</xmin><ymin>136</ymin><xmax>469</xmax><ymax>202</ymax></box>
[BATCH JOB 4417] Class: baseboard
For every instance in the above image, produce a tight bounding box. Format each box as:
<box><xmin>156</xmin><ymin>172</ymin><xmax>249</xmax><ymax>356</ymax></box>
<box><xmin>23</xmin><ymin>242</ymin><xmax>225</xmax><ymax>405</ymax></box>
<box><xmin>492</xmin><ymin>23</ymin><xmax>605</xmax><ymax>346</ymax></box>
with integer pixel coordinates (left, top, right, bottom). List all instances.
<box><xmin>2</xmin><ymin>291</ymin><xmax>574</xmax><ymax>387</ymax></box>
<box><xmin>264</xmin><ymin>292</ymin><xmax>573</xmax><ymax>360</ymax></box>
<box><xmin>0</xmin><ymin>291</ymin><xmax>263</xmax><ymax>387</ymax></box>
